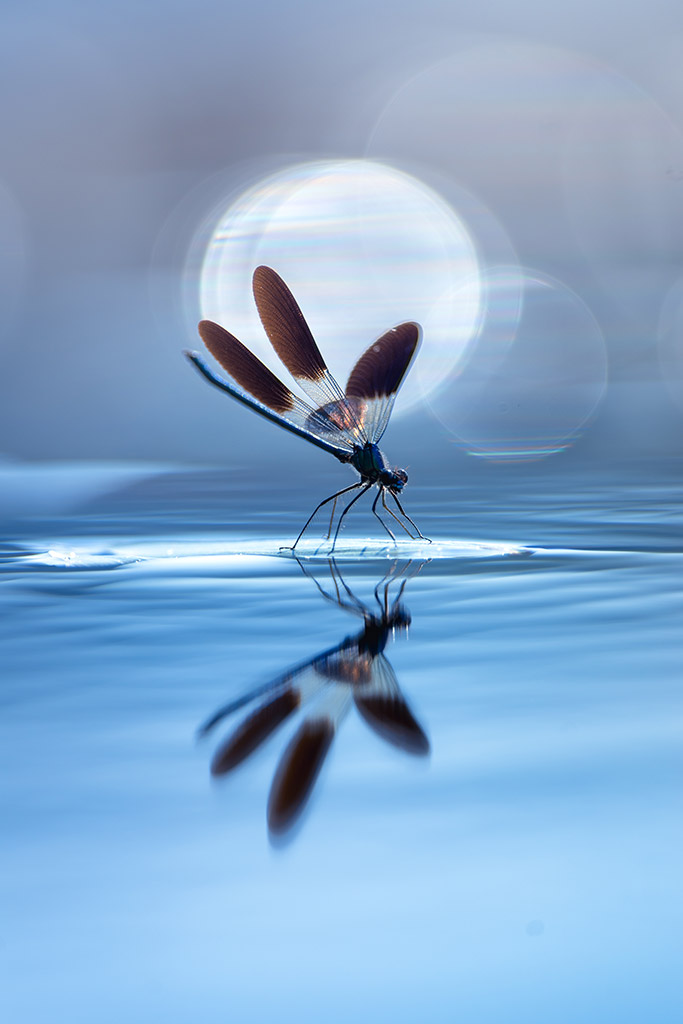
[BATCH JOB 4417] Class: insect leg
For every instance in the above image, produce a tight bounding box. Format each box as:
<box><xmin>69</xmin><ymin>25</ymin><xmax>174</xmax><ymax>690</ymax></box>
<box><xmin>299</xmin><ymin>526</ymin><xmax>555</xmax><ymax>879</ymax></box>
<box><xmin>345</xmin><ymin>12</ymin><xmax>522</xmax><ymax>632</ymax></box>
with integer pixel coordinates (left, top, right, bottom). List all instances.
<box><xmin>331</xmin><ymin>557</ymin><xmax>371</xmax><ymax>616</ymax></box>
<box><xmin>294</xmin><ymin>556</ymin><xmax>367</xmax><ymax>617</ymax></box>
<box><xmin>381</xmin><ymin>489</ymin><xmax>415</xmax><ymax>538</ymax></box>
<box><xmin>287</xmin><ymin>482</ymin><xmax>362</xmax><ymax>551</ymax></box>
<box><xmin>390</xmin><ymin>491</ymin><xmax>432</xmax><ymax>543</ymax></box>
<box><xmin>331</xmin><ymin>482</ymin><xmax>372</xmax><ymax>550</ymax></box>
<box><xmin>326</xmin><ymin>495</ymin><xmax>338</xmax><ymax>540</ymax></box>
<box><xmin>371</xmin><ymin>489</ymin><xmax>396</xmax><ymax>543</ymax></box>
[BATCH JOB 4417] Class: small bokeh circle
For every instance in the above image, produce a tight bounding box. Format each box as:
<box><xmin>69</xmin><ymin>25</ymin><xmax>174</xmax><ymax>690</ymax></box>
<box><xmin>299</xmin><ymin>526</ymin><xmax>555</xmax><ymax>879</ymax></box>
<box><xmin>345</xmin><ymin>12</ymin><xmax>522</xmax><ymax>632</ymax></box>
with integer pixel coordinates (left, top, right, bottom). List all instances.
<box><xmin>426</xmin><ymin>268</ymin><xmax>608</xmax><ymax>460</ymax></box>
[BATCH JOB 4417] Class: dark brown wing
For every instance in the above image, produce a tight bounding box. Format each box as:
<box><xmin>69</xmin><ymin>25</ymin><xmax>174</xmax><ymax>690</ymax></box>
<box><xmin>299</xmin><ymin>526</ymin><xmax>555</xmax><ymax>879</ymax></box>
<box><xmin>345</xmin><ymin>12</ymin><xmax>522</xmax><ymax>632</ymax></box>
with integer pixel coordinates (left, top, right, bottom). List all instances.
<box><xmin>267</xmin><ymin>718</ymin><xmax>335</xmax><ymax>835</ymax></box>
<box><xmin>345</xmin><ymin>322</ymin><xmax>421</xmax><ymax>442</ymax></box>
<box><xmin>193</xmin><ymin>320</ymin><xmax>356</xmax><ymax>455</ymax></box>
<box><xmin>252</xmin><ymin>266</ymin><xmax>368</xmax><ymax>445</ymax></box>
<box><xmin>210</xmin><ymin>689</ymin><xmax>300</xmax><ymax>776</ymax></box>
<box><xmin>353</xmin><ymin>655</ymin><xmax>430</xmax><ymax>755</ymax></box>
<box><xmin>199</xmin><ymin>319</ymin><xmax>294</xmax><ymax>414</ymax></box>
<box><xmin>252</xmin><ymin>266</ymin><xmax>327</xmax><ymax>383</ymax></box>
<box><xmin>346</xmin><ymin>322</ymin><xmax>421</xmax><ymax>400</ymax></box>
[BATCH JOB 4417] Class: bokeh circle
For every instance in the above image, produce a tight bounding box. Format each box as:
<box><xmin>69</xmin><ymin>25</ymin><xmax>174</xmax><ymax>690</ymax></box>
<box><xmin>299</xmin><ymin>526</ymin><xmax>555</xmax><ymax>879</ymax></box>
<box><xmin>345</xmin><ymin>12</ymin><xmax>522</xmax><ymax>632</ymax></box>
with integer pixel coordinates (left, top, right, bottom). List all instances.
<box><xmin>197</xmin><ymin>159</ymin><xmax>483</xmax><ymax>414</ymax></box>
<box><xmin>367</xmin><ymin>38</ymin><xmax>683</xmax><ymax>321</ymax></box>
<box><xmin>426</xmin><ymin>268</ymin><xmax>608</xmax><ymax>460</ymax></box>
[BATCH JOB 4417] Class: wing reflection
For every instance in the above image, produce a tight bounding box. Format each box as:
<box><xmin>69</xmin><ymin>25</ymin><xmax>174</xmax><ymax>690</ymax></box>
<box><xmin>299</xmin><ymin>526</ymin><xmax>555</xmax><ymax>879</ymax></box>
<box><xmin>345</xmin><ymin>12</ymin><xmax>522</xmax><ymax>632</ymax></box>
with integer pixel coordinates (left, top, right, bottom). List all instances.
<box><xmin>199</xmin><ymin>559</ymin><xmax>429</xmax><ymax>841</ymax></box>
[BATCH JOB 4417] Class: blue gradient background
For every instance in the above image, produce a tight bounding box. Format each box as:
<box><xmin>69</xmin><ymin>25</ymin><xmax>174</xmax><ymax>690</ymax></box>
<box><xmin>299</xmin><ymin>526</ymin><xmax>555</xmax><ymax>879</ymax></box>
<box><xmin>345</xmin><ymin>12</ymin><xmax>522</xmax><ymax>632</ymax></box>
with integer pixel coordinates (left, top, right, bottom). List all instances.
<box><xmin>2</xmin><ymin>5</ymin><xmax>683</xmax><ymax>1024</ymax></box>
<box><xmin>1</xmin><ymin>0</ymin><xmax>683</xmax><ymax>468</ymax></box>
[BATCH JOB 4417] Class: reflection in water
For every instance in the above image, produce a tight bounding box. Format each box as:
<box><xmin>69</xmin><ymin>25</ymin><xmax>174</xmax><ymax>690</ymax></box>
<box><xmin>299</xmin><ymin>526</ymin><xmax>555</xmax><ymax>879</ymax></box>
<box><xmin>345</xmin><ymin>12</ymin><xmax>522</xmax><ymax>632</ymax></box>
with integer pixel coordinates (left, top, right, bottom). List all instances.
<box><xmin>199</xmin><ymin>560</ymin><xmax>429</xmax><ymax>840</ymax></box>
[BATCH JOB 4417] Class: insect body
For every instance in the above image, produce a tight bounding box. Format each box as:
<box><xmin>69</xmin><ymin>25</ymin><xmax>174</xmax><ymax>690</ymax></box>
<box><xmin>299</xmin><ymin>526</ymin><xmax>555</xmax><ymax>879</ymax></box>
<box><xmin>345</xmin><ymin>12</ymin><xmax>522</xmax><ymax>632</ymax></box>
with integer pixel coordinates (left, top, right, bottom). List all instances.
<box><xmin>185</xmin><ymin>266</ymin><xmax>428</xmax><ymax>548</ymax></box>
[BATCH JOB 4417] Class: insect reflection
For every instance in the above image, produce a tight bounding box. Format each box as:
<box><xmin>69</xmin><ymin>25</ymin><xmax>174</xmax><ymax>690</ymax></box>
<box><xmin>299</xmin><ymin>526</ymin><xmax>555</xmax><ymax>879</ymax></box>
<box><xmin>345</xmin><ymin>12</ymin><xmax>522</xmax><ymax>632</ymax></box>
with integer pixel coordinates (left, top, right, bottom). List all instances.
<box><xmin>198</xmin><ymin>559</ymin><xmax>429</xmax><ymax>840</ymax></box>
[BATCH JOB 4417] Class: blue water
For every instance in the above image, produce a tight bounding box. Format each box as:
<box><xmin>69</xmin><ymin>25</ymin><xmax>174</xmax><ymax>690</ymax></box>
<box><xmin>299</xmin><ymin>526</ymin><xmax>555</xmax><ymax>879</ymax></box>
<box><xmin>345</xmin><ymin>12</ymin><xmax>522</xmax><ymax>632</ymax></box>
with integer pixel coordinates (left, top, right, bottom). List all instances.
<box><xmin>1</xmin><ymin>460</ymin><xmax>682</xmax><ymax>1023</ymax></box>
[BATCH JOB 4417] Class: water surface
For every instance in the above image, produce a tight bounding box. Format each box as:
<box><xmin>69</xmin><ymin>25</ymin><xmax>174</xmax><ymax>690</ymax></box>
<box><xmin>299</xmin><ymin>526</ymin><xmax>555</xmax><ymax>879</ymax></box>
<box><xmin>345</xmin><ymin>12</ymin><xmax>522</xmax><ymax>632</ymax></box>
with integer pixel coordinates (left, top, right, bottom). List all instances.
<box><xmin>2</xmin><ymin>460</ymin><xmax>681</xmax><ymax>1023</ymax></box>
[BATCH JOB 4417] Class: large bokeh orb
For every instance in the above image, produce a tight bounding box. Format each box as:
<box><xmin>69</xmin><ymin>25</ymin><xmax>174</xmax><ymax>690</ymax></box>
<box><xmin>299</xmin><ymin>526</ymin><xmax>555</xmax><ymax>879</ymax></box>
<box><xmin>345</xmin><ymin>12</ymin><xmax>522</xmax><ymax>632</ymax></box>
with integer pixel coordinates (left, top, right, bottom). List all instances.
<box><xmin>367</xmin><ymin>40</ymin><xmax>683</xmax><ymax>322</ymax></box>
<box><xmin>198</xmin><ymin>159</ymin><xmax>482</xmax><ymax>414</ymax></box>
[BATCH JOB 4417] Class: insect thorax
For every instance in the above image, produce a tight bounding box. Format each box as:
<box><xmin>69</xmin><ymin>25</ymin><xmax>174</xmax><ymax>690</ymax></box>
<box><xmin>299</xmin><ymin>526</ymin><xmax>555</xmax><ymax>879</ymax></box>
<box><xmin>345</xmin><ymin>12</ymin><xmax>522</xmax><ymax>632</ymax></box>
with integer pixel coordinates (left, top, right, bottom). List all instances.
<box><xmin>351</xmin><ymin>442</ymin><xmax>386</xmax><ymax>479</ymax></box>
<box><xmin>351</xmin><ymin>443</ymin><xmax>407</xmax><ymax>491</ymax></box>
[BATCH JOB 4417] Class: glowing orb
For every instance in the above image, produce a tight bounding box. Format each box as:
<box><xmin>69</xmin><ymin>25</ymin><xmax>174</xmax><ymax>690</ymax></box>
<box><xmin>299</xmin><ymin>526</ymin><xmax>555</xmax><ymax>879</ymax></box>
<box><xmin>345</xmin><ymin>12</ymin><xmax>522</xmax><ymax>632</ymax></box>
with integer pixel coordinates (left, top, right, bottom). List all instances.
<box><xmin>198</xmin><ymin>159</ymin><xmax>481</xmax><ymax>414</ymax></box>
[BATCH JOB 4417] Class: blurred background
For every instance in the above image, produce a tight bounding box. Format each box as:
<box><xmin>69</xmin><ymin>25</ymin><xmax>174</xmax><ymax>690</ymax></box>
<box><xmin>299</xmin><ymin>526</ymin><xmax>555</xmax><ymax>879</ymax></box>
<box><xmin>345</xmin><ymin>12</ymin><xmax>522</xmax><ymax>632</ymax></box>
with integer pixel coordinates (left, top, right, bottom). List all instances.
<box><xmin>3</xmin><ymin>8</ymin><xmax>682</xmax><ymax>1021</ymax></box>
<box><xmin>1</xmin><ymin>0</ymin><xmax>683</xmax><ymax>475</ymax></box>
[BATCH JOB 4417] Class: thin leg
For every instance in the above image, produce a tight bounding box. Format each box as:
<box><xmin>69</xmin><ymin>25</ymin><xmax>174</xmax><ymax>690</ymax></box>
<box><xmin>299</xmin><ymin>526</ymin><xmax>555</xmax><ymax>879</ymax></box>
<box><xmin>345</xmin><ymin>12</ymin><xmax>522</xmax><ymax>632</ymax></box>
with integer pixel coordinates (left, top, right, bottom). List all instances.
<box><xmin>329</xmin><ymin>558</ymin><xmax>342</xmax><ymax>603</ymax></box>
<box><xmin>326</xmin><ymin>496</ymin><xmax>338</xmax><ymax>540</ymax></box>
<box><xmin>381</xmin><ymin>489</ymin><xmax>414</xmax><ymax>538</ymax></box>
<box><xmin>331</xmin><ymin>558</ymin><xmax>369</xmax><ymax>617</ymax></box>
<box><xmin>373</xmin><ymin>557</ymin><xmax>404</xmax><ymax>609</ymax></box>
<box><xmin>371</xmin><ymin>489</ymin><xmax>396</xmax><ymax>543</ymax></box>
<box><xmin>293</xmin><ymin>556</ymin><xmax>366</xmax><ymax>617</ymax></box>
<box><xmin>391</xmin><ymin>576</ymin><xmax>409</xmax><ymax>616</ymax></box>
<box><xmin>331</xmin><ymin>482</ymin><xmax>372</xmax><ymax>550</ymax></box>
<box><xmin>285</xmin><ymin>482</ymin><xmax>361</xmax><ymax>551</ymax></box>
<box><xmin>391</xmin><ymin>491</ymin><xmax>432</xmax><ymax>543</ymax></box>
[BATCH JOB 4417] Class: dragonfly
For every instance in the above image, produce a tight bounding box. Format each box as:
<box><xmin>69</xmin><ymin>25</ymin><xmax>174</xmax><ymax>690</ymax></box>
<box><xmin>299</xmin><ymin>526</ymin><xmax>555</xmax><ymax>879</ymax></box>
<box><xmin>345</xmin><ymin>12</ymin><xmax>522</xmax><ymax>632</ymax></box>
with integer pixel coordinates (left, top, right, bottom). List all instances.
<box><xmin>185</xmin><ymin>266</ymin><xmax>429</xmax><ymax>549</ymax></box>
<box><xmin>198</xmin><ymin>558</ymin><xmax>429</xmax><ymax>839</ymax></box>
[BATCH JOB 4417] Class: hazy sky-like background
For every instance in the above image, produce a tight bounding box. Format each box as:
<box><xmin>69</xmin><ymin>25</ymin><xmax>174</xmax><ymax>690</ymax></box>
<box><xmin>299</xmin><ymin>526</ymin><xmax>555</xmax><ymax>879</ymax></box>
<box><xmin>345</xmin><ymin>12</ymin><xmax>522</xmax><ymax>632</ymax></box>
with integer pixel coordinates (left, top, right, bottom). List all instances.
<box><xmin>1</xmin><ymin>0</ymin><xmax>683</xmax><ymax>471</ymax></box>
